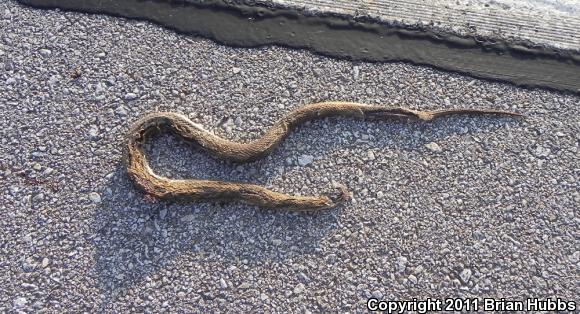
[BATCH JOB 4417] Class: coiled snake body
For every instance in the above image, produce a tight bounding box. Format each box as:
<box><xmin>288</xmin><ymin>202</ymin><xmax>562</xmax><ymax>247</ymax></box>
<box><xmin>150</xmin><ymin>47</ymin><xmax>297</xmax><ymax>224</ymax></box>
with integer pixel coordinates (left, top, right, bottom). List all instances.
<box><xmin>125</xmin><ymin>102</ymin><xmax>519</xmax><ymax>210</ymax></box>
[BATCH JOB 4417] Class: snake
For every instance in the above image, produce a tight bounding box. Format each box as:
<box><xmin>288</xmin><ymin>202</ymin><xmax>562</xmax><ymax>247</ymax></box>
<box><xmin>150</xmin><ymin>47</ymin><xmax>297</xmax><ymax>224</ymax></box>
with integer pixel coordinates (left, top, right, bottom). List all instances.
<box><xmin>125</xmin><ymin>101</ymin><xmax>520</xmax><ymax>210</ymax></box>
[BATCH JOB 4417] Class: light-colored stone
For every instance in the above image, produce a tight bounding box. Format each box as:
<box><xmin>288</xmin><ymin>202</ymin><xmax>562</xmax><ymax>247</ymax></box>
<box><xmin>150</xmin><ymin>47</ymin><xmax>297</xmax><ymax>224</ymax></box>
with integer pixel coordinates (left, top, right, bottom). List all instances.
<box><xmin>88</xmin><ymin>192</ymin><xmax>101</xmax><ymax>204</ymax></box>
<box><xmin>124</xmin><ymin>92</ymin><xmax>138</xmax><ymax>100</ymax></box>
<box><xmin>425</xmin><ymin>142</ymin><xmax>442</xmax><ymax>153</ymax></box>
<box><xmin>293</xmin><ymin>283</ymin><xmax>305</xmax><ymax>294</ymax></box>
<box><xmin>13</xmin><ymin>297</ymin><xmax>27</xmax><ymax>309</ymax></box>
<box><xmin>297</xmin><ymin>155</ymin><xmax>314</xmax><ymax>166</ymax></box>
<box><xmin>39</xmin><ymin>48</ymin><xmax>52</xmax><ymax>57</ymax></box>
<box><xmin>460</xmin><ymin>268</ymin><xmax>472</xmax><ymax>283</ymax></box>
<box><xmin>180</xmin><ymin>214</ymin><xmax>195</xmax><ymax>222</ymax></box>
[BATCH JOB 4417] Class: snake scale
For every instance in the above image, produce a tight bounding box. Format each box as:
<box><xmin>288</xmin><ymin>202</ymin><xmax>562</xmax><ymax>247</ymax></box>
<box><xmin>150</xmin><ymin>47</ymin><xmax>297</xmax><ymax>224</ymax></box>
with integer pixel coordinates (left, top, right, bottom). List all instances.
<box><xmin>125</xmin><ymin>101</ymin><xmax>520</xmax><ymax>210</ymax></box>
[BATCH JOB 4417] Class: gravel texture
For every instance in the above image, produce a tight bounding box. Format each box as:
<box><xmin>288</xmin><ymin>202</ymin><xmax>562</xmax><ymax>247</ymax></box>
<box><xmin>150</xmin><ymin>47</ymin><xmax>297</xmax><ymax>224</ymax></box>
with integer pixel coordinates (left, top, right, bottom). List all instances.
<box><xmin>1</xmin><ymin>1</ymin><xmax>579</xmax><ymax>312</ymax></box>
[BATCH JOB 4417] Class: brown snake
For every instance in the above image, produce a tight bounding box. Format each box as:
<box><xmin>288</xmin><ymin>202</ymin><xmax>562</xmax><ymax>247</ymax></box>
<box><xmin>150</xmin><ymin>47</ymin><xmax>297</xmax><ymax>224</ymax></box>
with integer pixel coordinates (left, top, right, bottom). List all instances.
<box><xmin>125</xmin><ymin>101</ymin><xmax>520</xmax><ymax>210</ymax></box>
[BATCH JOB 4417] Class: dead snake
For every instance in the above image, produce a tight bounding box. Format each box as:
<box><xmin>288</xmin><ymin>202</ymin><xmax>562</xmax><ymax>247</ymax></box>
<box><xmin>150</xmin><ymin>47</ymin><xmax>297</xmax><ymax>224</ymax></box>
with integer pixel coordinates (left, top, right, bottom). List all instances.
<box><xmin>125</xmin><ymin>101</ymin><xmax>520</xmax><ymax>210</ymax></box>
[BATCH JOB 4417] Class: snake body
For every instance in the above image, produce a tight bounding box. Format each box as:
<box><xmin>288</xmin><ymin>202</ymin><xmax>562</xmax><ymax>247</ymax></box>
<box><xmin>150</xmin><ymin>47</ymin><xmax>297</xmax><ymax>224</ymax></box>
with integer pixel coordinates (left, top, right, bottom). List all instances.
<box><xmin>125</xmin><ymin>102</ymin><xmax>520</xmax><ymax>210</ymax></box>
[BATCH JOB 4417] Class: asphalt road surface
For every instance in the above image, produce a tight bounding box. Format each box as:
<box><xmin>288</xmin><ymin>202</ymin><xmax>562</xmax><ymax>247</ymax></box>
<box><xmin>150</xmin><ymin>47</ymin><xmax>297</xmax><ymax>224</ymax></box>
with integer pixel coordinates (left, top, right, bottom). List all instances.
<box><xmin>1</xmin><ymin>1</ymin><xmax>578</xmax><ymax>312</ymax></box>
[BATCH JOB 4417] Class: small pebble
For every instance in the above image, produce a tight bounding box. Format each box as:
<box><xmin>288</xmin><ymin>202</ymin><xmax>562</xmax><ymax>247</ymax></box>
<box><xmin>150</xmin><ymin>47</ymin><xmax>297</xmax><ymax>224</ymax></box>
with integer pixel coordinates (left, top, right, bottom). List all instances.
<box><xmin>124</xmin><ymin>93</ymin><xmax>138</xmax><ymax>100</ymax></box>
<box><xmin>39</xmin><ymin>48</ymin><xmax>52</xmax><ymax>57</ymax></box>
<box><xmin>88</xmin><ymin>125</ymin><xmax>99</xmax><ymax>139</ymax></box>
<box><xmin>460</xmin><ymin>268</ymin><xmax>472</xmax><ymax>283</ymax></box>
<box><xmin>180</xmin><ymin>214</ymin><xmax>195</xmax><ymax>222</ymax></box>
<box><xmin>115</xmin><ymin>106</ymin><xmax>128</xmax><ymax>116</ymax></box>
<box><xmin>533</xmin><ymin>145</ymin><xmax>551</xmax><ymax>158</ymax></box>
<box><xmin>297</xmin><ymin>155</ymin><xmax>314</xmax><ymax>166</ymax></box>
<box><xmin>396</xmin><ymin>256</ymin><xmax>408</xmax><ymax>273</ymax></box>
<box><xmin>425</xmin><ymin>142</ymin><xmax>442</xmax><ymax>153</ymax></box>
<box><xmin>22</xmin><ymin>283</ymin><xmax>38</xmax><ymax>290</ymax></box>
<box><xmin>88</xmin><ymin>192</ymin><xmax>101</xmax><ymax>204</ymax></box>
<box><xmin>13</xmin><ymin>297</ymin><xmax>27</xmax><ymax>309</ymax></box>
<box><xmin>32</xmin><ymin>193</ymin><xmax>44</xmax><ymax>203</ymax></box>
<box><xmin>293</xmin><ymin>283</ymin><xmax>305</xmax><ymax>294</ymax></box>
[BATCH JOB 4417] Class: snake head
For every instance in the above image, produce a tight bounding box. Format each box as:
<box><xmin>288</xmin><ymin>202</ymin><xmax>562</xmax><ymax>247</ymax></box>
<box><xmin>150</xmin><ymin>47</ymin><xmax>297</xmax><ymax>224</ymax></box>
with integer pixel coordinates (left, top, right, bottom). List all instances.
<box><xmin>273</xmin><ymin>184</ymin><xmax>350</xmax><ymax>211</ymax></box>
<box><xmin>322</xmin><ymin>183</ymin><xmax>350</xmax><ymax>208</ymax></box>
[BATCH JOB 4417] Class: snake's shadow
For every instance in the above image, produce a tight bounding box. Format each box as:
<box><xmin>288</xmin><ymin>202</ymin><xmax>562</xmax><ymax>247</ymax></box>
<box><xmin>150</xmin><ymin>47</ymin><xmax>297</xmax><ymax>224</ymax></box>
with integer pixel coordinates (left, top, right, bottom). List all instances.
<box><xmin>91</xmin><ymin>114</ymin><xmax>519</xmax><ymax>298</ymax></box>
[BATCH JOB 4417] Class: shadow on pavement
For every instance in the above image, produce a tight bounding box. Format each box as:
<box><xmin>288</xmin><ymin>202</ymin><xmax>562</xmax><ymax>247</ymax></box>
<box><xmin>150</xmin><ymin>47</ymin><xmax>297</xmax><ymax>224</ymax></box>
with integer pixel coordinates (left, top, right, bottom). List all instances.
<box><xmin>90</xmin><ymin>115</ymin><xmax>519</xmax><ymax>299</ymax></box>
